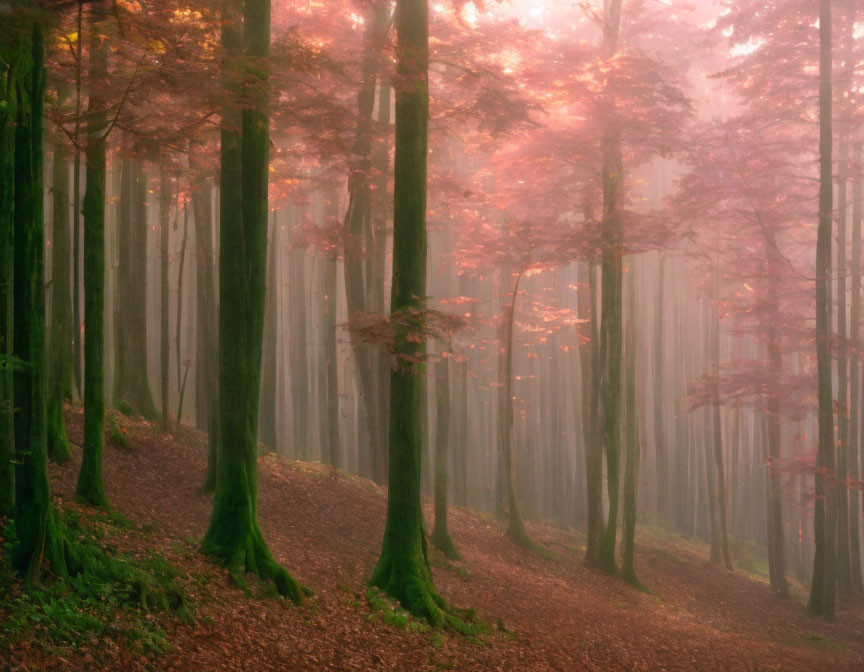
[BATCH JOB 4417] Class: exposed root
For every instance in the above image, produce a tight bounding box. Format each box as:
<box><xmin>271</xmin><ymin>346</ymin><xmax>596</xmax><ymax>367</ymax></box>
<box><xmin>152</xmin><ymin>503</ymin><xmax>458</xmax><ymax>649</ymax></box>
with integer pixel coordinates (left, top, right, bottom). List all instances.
<box><xmin>201</xmin><ymin>525</ymin><xmax>304</xmax><ymax>604</ymax></box>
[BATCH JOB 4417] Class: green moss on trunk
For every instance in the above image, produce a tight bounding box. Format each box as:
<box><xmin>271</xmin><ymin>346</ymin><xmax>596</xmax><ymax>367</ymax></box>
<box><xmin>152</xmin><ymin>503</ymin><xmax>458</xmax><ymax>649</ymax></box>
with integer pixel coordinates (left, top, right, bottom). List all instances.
<box><xmin>47</xmin><ymin>129</ymin><xmax>74</xmax><ymax>464</ymax></box>
<box><xmin>75</xmin><ymin>4</ymin><xmax>110</xmax><ymax>510</ymax></box>
<box><xmin>200</xmin><ymin>0</ymin><xmax>301</xmax><ymax>602</ymax></box>
<box><xmin>0</xmin><ymin>23</ymin><xmax>20</xmax><ymax>520</ymax></box>
<box><xmin>370</xmin><ymin>0</ymin><xmax>472</xmax><ymax>628</ymax></box>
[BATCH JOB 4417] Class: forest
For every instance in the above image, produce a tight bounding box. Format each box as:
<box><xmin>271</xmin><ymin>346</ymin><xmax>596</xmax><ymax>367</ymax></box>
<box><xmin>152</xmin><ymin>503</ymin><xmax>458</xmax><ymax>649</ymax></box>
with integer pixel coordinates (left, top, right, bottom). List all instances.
<box><xmin>3</xmin><ymin>0</ymin><xmax>864</xmax><ymax>669</ymax></box>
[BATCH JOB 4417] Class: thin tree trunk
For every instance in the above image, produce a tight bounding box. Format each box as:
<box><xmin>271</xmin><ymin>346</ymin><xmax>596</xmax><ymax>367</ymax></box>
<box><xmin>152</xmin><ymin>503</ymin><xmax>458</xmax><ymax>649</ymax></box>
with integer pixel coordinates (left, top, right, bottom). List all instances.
<box><xmin>850</xmin><ymin>140</ymin><xmax>863</xmax><ymax>592</ymax></box>
<box><xmin>711</xmin><ymin>269</ymin><xmax>733</xmax><ymax>570</ymax></box>
<box><xmin>159</xmin><ymin>165</ymin><xmax>171</xmax><ymax>431</ymax></box>
<box><xmin>431</xmin><ymin>354</ymin><xmax>460</xmax><ymax>559</ymax></box>
<box><xmin>808</xmin><ymin>0</ymin><xmax>837</xmax><ymax>618</ymax></box>
<box><xmin>258</xmin><ymin>211</ymin><xmax>278</xmax><ymax>453</ymax></box>
<box><xmin>653</xmin><ymin>257</ymin><xmax>667</xmax><ymax>518</ymax></box>
<box><xmin>621</xmin><ymin>264</ymin><xmax>644</xmax><ymax>590</ymax></box>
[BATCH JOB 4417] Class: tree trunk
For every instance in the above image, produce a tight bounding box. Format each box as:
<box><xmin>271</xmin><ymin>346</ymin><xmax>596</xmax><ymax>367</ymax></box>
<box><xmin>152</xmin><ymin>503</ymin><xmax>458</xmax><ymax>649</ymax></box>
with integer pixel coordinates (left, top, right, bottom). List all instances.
<box><xmin>114</xmin><ymin>158</ymin><xmax>158</xmax><ymax>419</ymax></box>
<box><xmin>653</xmin><ymin>257</ymin><xmax>666</xmax><ymax>519</ymax></box>
<box><xmin>711</xmin><ymin>270</ymin><xmax>733</xmax><ymax>570</ymax></box>
<box><xmin>258</xmin><ymin>211</ymin><xmax>278</xmax><ymax>453</ymax></box>
<box><xmin>324</xmin><ymin>245</ymin><xmax>339</xmax><ymax>468</ymax></box>
<box><xmin>808</xmin><ymin>0</ymin><xmax>837</xmax><ymax>619</ymax></box>
<box><xmin>596</xmin><ymin>0</ymin><xmax>624</xmax><ymax>575</ymax></box>
<box><xmin>159</xmin><ymin>165</ymin><xmax>171</xmax><ymax>431</ymax></box>
<box><xmin>850</xmin><ymin>140</ymin><xmax>863</xmax><ymax>592</ymax></box>
<box><xmin>369</xmin><ymin>0</ymin><xmax>448</xmax><ymax>623</ymax></box>
<box><xmin>431</xmin><ymin>355</ymin><xmax>459</xmax><ymax>559</ymax></box>
<box><xmin>836</xmin><ymin>101</ymin><xmax>852</xmax><ymax>597</ymax></box>
<box><xmin>200</xmin><ymin>0</ymin><xmax>302</xmax><ymax>601</ymax></box>
<box><xmin>343</xmin><ymin>1</ymin><xmax>390</xmax><ymax>483</ymax></box>
<box><xmin>46</xmin><ymin>126</ymin><xmax>73</xmax><ymax>462</ymax></box>
<box><xmin>621</xmin><ymin>264</ymin><xmax>644</xmax><ymax>590</ymax></box>
<box><xmin>191</xmin><ymin>172</ymin><xmax>219</xmax><ymax>492</ymax></box>
<box><xmin>75</xmin><ymin>1</ymin><xmax>110</xmax><ymax>509</ymax></box>
<box><xmin>0</xmin><ymin>22</ymin><xmax>19</xmax><ymax>519</ymax></box>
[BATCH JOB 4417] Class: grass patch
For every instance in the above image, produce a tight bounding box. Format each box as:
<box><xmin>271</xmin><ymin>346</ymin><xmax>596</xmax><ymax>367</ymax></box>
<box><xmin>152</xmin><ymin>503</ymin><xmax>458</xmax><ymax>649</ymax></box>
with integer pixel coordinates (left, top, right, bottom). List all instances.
<box><xmin>0</xmin><ymin>509</ymin><xmax>194</xmax><ymax>661</ymax></box>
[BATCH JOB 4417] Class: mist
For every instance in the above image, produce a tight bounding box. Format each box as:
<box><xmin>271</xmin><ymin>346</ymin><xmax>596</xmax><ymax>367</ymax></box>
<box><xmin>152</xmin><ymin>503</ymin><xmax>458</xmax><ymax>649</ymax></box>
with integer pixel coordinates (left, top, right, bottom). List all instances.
<box><xmin>2</xmin><ymin>0</ymin><xmax>863</xmax><ymax>669</ymax></box>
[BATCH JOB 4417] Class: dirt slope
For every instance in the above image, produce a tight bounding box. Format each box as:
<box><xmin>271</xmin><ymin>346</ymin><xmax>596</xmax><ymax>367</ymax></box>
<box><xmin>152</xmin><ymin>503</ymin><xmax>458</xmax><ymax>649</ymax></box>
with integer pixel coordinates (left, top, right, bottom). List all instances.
<box><xmin>12</xmin><ymin>406</ymin><xmax>864</xmax><ymax>671</ymax></box>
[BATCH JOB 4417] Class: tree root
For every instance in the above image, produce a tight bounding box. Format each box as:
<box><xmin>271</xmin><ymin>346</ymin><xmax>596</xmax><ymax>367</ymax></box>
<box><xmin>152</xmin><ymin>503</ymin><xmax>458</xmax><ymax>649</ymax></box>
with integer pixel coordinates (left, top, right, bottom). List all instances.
<box><xmin>201</xmin><ymin>525</ymin><xmax>304</xmax><ymax>604</ymax></box>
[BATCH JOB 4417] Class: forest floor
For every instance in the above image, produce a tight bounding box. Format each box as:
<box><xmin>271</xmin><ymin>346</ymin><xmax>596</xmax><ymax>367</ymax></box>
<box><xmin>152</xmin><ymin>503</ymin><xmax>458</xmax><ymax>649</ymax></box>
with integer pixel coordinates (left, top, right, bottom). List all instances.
<box><xmin>3</xmin><ymin>405</ymin><xmax>864</xmax><ymax>671</ymax></box>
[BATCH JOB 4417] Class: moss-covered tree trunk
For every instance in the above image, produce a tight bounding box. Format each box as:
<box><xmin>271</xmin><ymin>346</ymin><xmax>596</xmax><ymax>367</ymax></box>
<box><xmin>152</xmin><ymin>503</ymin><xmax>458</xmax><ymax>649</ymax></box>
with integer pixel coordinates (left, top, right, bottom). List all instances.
<box><xmin>114</xmin><ymin>158</ymin><xmax>158</xmax><ymax>419</ymax></box>
<box><xmin>0</xmin><ymin>24</ymin><xmax>20</xmax><ymax>519</ymax></box>
<box><xmin>75</xmin><ymin>1</ymin><xmax>110</xmax><ymax>509</ymax></box>
<box><xmin>808</xmin><ymin>0</ymin><xmax>836</xmax><ymax>619</ymax></box>
<box><xmin>369</xmin><ymin>0</ymin><xmax>452</xmax><ymax>624</ymax></box>
<box><xmin>46</xmin><ymin>122</ymin><xmax>74</xmax><ymax>463</ymax></box>
<box><xmin>431</xmin><ymin>354</ymin><xmax>459</xmax><ymax>559</ymax></box>
<box><xmin>9</xmin><ymin>19</ymin><xmax>67</xmax><ymax>582</ymax></box>
<box><xmin>200</xmin><ymin>0</ymin><xmax>301</xmax><ymax>601</ymax></box>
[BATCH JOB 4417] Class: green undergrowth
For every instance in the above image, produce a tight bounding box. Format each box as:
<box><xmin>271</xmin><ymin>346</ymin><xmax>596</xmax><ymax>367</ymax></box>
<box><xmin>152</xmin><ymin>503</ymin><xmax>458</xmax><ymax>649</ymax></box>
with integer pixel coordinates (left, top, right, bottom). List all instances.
<box><xmin>0</xmin><ymin>508</ymin><xmax>195</xmax><ymax>659</ymax></box>
<box><xmin>363</xmin><ymin>586</ymin><xmax>494</xmax><ymax>645</ymax></box>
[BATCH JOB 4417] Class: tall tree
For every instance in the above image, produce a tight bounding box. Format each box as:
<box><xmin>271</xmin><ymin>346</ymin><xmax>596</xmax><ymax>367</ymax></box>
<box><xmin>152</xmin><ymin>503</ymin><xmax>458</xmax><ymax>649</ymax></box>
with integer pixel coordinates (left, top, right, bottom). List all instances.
<box><xmin>6</xmin><ymin>13</ymin><xmax>67</xmax><ymax>582</ymax></box>
<box><xmin>75</xmin><ymin>0</ymin><xmax>110</xmax><ymax>509</ymax></box>
<box><xmin>807</xmin><ymin>0</ymin><xmax>836</xmax><ymax>619</ymax></box>
<box><xmin>46</xmin><ymin>122</ymin><xmax>74</xmax><ymax>463</ymax></box>
<box><xmin>0</xmin><ymin>17</ymin><xmax>19</xmax><ymax>518</ymax></box>
<box><xmin>369</xmin><ymin>0</ymin><xmax>453</xmax><ymax>624</ymax></box>
<box><xmin>200</xmin><ymin>0</ymin><xmax>302</xmax><ymax>600</ymax></box>
<box><xmin>595</xmin><ymin>0</ymin><xmax>625</xmax><ymax>575</ymax></box>
<box><xmin>113</xmin><ymin>157</ymin><xmax>158</xmax><ymax>419</ymax></box>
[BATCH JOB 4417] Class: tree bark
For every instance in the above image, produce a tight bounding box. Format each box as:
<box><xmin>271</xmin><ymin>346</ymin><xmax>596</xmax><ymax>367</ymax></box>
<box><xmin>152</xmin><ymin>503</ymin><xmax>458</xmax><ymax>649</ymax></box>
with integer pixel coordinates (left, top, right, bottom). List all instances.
<box><xmin>369</xmin><ymin>0</ymin><xmax>450</xmax><ymax>624</ymax></box>
<box><xmin>46</xmin><ymin>124</ymin><xmax>74</xmax><ymax>462</ymax></box>
<box><xmin>808</xmin><ymin>0</ymin><xmax>837</xmax><ymax>619</ymax></box>
<box><xmin>200</xmin><ymin>0</ymin><xmax>302</xmax><ymax>601</ymax></box>
<box><xmin>431</xmin><ymin>354</ymin><xmax>460</xmax><ymax>559</ymax></box>
<box><xmin>159</xmin><ymin>165</ymin><xmax>171</xmax><ymax>431</ymax></box>
<box><xmin>75</xmin><ymin>1</ymin><xmax>110</xmax><ymax>509</ymax></box>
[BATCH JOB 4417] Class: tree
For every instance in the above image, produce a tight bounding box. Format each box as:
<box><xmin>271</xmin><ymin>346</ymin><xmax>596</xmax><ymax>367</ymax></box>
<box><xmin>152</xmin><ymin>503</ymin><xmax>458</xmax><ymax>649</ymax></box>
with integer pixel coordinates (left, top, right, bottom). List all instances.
<box><xmin>430</xmin><ymin>350</ymin><xmax>460</xmax><ymax>560</ymax></box>
<box><xmin>75</xmin><ymin>0</ymin><xmax>110</xmax><ymax>509</ymax></box>
<box><xmin>113</xmin><ymin>156</ymin><xmax>158</xmax><ymax>420</ymax></box>
<box><xmin>8</xmin><ymin>12</ymin><xmax>54</xmax><ymax>580</ymax></box>
<box><xmin>199</xmin><ymin>0</ymin><xmax>302</xmax><ymax>601</ymax></box>
<box><xmin>807</xmin><ymin>0</ymin><xmax>836</xmax><ymax>619</ymax></box>
<box><xmin>46</xmin><ymin>117</ymin><xmax>74</xmax><ymax>463</ymax></box>
<box><xmin>369</xmin><ymin>0</ymin><xmax>454</xmax><ymax>625</ymax></box>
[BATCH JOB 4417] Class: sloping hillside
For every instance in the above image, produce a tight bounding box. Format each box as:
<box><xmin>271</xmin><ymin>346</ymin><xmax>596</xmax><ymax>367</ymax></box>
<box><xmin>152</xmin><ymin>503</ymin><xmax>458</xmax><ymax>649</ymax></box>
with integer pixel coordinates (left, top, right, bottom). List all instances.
<box><xmin>3</xmin><ymin>405</ymin><xmax>864</xmax><ymax>671</ymax></box>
